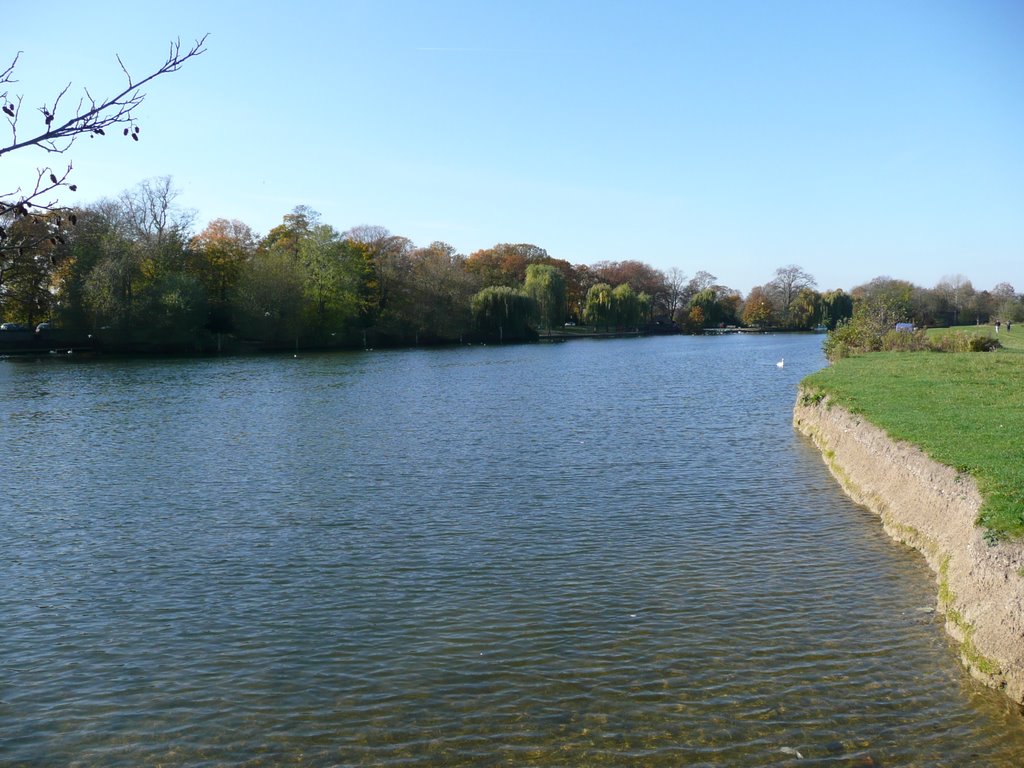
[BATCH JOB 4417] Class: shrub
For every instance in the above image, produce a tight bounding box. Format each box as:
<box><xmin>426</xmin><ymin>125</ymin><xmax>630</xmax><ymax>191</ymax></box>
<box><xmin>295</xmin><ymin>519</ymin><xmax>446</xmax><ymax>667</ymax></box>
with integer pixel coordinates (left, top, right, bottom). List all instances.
<box><xmin>929</xmin><ymin>331</ymin><xmax>1002</xmax><ymax>353</ymax></box>
<box><xmin>880</xmin><ymin>328</ymin><xmax>930</xmax><ymax>352</ymax></box>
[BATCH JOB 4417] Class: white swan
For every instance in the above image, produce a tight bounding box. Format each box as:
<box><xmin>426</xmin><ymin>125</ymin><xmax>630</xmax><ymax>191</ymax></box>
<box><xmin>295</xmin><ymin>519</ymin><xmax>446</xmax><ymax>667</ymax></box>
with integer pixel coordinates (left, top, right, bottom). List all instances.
<box><xmin>776</xmin><ymin>358</ymin><xmax>784</xmax><ymax>368</ymax></box>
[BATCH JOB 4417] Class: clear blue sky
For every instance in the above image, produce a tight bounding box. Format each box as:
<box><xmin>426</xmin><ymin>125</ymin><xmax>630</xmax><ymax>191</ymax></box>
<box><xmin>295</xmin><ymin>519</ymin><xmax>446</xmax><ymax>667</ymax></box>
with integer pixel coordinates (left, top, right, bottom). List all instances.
<box><xmin>6</xmin><ymin>0</ymin><xmax>1022</xmax><ymax>295</ymax></box>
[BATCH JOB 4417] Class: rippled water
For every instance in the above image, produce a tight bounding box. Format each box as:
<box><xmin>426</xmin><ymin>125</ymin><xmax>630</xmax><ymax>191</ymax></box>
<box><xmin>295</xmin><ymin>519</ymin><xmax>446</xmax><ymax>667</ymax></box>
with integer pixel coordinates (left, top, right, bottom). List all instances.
<box><xmin>2</xmin><ymin>335</ymin><xmax>1023</xmax><ymax>766</ymax></box>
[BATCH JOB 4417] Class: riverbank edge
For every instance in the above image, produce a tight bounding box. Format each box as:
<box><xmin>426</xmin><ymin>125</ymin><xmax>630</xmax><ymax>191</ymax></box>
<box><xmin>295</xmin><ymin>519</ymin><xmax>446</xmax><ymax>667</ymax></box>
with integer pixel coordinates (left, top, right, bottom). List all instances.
<box><xmin>793</xmin><ymin>387</ymin><xmax>1024</xmax><ymax>705</ymax></box>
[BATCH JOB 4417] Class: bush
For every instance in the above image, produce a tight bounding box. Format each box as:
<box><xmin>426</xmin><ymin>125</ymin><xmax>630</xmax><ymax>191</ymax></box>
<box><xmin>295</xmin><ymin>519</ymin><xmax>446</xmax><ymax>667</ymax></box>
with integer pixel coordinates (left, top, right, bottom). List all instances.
<box><xmin>929</xmin><ymin>331</ymin><xmax>1001</xmax><ymax>353</ymax></box>
<box><xmin>880</xmin><ymin>328</ymin><xmax>931</xmax><ymax>352</ymax></box>
<box><xmin>824</xmin><ymin>323</ymin><xmax>1003</xmax><ymax>360</ymax></box>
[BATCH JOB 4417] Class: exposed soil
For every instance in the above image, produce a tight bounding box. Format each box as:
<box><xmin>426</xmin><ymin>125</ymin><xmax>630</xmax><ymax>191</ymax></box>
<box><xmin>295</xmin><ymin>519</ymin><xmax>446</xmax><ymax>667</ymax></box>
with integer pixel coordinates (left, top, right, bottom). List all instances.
<box><xmin>793</xmin><ymin>388</ymin><xmax>1024</xmax><ymax>705</ymax></box>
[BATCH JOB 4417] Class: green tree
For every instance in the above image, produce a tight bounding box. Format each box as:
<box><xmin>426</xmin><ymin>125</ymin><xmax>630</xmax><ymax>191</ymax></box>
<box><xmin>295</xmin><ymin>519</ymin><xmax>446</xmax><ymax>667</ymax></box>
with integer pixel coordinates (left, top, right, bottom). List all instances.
<box><xmin>819</xmin><ymin>289</ymin><xmax>853</xmax><ymax>330</ymax></box>
<box><xmin>524</xmin><ymin>263</ymin><xmax>566</xmax><ymax>330</ymax></box>
<box><xmin>688</xmin><ymin>288</ymin><xmax>722</xmax><ymax>327</ymax></box>
<box><xmin>0</xmin><ymin>213</ymin><xmax>59</xmax><ymax>325</ymax></box>
<box><xmin>299</xmin><ymin>222</ymin><xmax>354</xmax><ymax>339</ymax></box>
<box><xmin>233</xmin><ymin>248</ymin><xmax>306</xmax><ymax>348</ymax></box>
<box><xmin>788</xmin><ymin>287</ymin><xmax>822</xmax><ymax>330</ymax></box>
<box><xmin>188</xmin><ymin>218</ymin><xmax>256</xmax><ymax>302</ymax></box>
<box><xmin>583</xmin><ymin>282</ymin><xmax>614</xmax><ymax>329</ymax></box>
<box><xmin>187</xmin><ymin>218</ymin><xmax>257</xmax><ymax>334</ymax></box>
<box><xmin>611</xmin><ymin>283</ymin><xmax>642</xmax><ymax>328</ymax></box>
<box><xmin>81</xmin><ymin>230</ymin><xmax>142</xmax><ymax>333</ymax></box>
<box><xmin>471</xmin><ymin>285</ymin><xmax>535</xmax><ymax>342</ymax></box>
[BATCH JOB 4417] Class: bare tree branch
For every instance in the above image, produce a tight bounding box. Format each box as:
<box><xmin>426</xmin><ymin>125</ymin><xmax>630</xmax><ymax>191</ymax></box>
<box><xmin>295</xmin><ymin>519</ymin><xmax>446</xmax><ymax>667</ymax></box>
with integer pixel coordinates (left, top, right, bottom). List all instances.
<box><xmin>0</xmin><ymin>35</ymin><xmax>208</xmax><ymax>256</ymax></box>
<box><xmin>1</xmin><ymin>35</ymin><xmax>207</xmax><ymax>160</ymax></box>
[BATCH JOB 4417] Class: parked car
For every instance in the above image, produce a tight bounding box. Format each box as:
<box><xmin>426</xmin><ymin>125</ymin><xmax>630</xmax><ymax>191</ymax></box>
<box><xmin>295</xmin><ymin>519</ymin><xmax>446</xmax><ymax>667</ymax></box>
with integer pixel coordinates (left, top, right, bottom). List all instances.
<box><xmin>1</xmin><ymin>322</ymin><xmax>30</xmax><ymax>331</ymax></box>
<box><xmin>35</xmin><ymin>321</ymin><xmax>53</xmax><ymax>333</ymax></box>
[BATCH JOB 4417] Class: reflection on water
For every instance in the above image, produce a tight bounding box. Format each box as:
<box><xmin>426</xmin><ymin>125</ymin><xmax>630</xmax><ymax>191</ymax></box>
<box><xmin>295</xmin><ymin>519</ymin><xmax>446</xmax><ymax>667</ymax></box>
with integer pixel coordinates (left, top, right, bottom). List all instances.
<box><xmin>2</xmin><ymin>335</ymin><xmax>1023</xmax><ymax>766</ymax></box>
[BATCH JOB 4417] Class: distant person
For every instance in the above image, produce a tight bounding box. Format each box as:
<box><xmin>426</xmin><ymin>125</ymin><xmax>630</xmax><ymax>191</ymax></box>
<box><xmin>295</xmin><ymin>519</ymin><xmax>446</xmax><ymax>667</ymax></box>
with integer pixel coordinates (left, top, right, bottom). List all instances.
<box><xmin>1007</xmin><ymin>321</ymin><xmax>1012</xmax><ymax>332</ymax></box>
<box><xmin>995</xmin><ymin>320</ymin><xmax>1001</xmax><ymax>334</ymax></box>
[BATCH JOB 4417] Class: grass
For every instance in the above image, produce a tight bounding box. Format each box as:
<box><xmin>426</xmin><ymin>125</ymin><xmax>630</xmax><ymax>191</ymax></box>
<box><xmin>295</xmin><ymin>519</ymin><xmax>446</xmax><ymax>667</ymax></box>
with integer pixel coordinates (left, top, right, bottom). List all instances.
<box><xmin>802</xmin><ymin>325</ymin><xmax>1024</xmax><ymax>540</ymax></box>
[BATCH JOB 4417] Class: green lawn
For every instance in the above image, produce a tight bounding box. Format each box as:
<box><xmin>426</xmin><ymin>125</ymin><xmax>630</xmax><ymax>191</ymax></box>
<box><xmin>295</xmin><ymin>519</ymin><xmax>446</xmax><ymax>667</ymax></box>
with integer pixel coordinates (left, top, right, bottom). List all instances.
<box><xmin>802</xmin><ymin>326</ymin><xmax>1024</xmax><ymax>539</ymax></box>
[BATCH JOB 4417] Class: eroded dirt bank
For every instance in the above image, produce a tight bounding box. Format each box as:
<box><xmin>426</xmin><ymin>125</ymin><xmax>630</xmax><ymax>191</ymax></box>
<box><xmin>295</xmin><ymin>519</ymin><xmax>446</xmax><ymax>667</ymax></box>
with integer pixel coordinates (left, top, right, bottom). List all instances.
<box><xmin>793</xmin><ymin>388</ymin><xmax>1024</xmax><ymax>705</ymax></box>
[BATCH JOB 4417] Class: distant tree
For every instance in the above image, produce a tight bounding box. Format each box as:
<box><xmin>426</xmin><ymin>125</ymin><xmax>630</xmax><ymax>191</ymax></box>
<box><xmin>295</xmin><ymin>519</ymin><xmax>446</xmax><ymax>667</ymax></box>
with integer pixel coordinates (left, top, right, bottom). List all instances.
<box><xmin>742</xmin><ymin>286</ymin><xmax>775</xmax><ymax>328</ymax></box>
<box><xmin>465</xmin><ymin>243</ymin><xmax>550</xmax><ymax>288</ymax></box>
<box><xmin>233</xmin><ymin>248</ymin><xmax>306</xmax><ymax>347</ymax></box>
<box><xmin>403</xmin><ymin>241</ymin><xmax>477</xmax><ymax>342</ymax></box>
<box><xmin>688</xmin><ymin>288</ymin><xmax>723</xmax><ymax>327</ymax></box>
<box><xmin>299</xmin><ymin>223</ymin><xmax>352</xmax><ymax>338</ymax></box>
<box><xmin>767</xmin><ymin>264</ymin><xmax>816</xmax><ymax>327</ymax></box>
<box><xmin>684</xmin><ymin>270</ymin><xmax>717</xmax><ymax>305</ymax></box>
<box><xmin>592</xmin><ymin>260</ymin><xmax>667</xmax><ymax>316</ymax></box>
<box><xmin>718</xmin><ymin>290</ymin><xmax>742</xmax><ymax>326</ymax></box>
<box><xmin>189</xmin><ymin>219</ymin><xmax>256</xmax><ymax>298</ymax></box>
<box><xmin>819</xmin><ymin>289</ymin><xmax>853</xmax><ymax>330</ymax></box>
<box><xmin>0</xmin><ymin>212</ymin><xmax>59</xmax><ymax>324</ymax></box>
<box><xmin>990</xmin><ymin>282</ymin><xmax>1021</xmax><ymax>324</ymax></box>
<box><xmin>342</xmin><ymin>225</ymin><xmax>413</xmax><ymax>317</ymax></box>
<box><xmin>934</xmin><ymin>274</ymin><xmax>974</xmax><ymax>325</ymax></box>
<box><xmin>566</xmin><ymin>263</ymin><xmax>599</xmax><ymax>321</ymax></box>
<box><xmin>524</xmin><ymin>262</ymin><xmax>566</xmax><ymax>330</ymax></box>
<box><xmin>852</xmin><ymin>276</ymin><xmax>916</xmax><ymax>324</ymax></box>
<box><xmin>262</xmin><ymin>206</ymin><xmax>318</xmax><ymax>259</ymax></box>
<box><xmin>664</xmin><ymin>266</ymin><xmax>688</xmax><ymax>320</ymax></box>
<box><xmin>788</xmin><ymin>287</ymin><xmax>822</xmax><ymax>330</ymax></box>
<box><xmin>582</xmin><ymin>282</ymin><xmax>614</xmax><ymax>329</ymax></box>
<box><xmin>470</xmin><ymin>285</ymin><xmax>535</xmax><ymax>341</ymax></box>
<box><xmin>611</xmin><ymin>283</ymin><xmax>641</xmax><ymax>328</ymax></box>
<box><xmin>679</xmin><ymin>305</ymin><xmax>705</xmax><ymax>334</ymax></box>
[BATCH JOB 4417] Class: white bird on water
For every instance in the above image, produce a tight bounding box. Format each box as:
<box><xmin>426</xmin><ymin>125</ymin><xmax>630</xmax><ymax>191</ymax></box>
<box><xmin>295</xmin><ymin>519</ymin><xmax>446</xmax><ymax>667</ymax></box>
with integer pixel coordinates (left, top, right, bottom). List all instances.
<box><xmin>776</xmin><ymin>358</ymin><xmax>785</xmax><ymax>368</ymax></box>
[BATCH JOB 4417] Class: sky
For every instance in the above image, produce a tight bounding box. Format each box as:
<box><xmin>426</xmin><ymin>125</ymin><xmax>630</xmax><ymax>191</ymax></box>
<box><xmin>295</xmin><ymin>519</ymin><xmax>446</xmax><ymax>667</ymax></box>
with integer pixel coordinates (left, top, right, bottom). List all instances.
<box><xmin>4</xmin><ymin>0</ymin><xmax>1023</xmax><ymax>295</ymax></box>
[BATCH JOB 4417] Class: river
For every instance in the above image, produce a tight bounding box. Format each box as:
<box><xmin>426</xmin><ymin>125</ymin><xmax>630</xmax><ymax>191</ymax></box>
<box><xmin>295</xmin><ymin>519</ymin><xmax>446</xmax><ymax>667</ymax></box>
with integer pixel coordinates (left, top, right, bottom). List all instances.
<box><xmin>2</xmin><ymin>334</ymin><xmax>1022</xmax><ymax>766</ymax></box>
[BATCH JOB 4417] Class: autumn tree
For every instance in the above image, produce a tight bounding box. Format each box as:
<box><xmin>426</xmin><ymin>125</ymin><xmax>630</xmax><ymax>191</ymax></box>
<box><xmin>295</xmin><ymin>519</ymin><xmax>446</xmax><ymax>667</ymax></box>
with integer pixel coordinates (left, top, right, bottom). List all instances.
<box><xmin>401</xmin><ymin>241</ymin><xmax>477</xmax><ymax>342</ymax></box>
<box><xmin>342</xmin><ymin>225</ymin><xmax>413</xmax><ymax>318</ymax></box>
<box><xmin>592</xmin><ymin>260</ymin><xmax>667</xmax><ymax>316</ymax></box>
<box><xmin>742</xmin><ymin>286</ymin><xmax>775</xmax><ymax>328</ymax></box>
<box><xmin>465</xmin><ymin>243</ymin><xmax>549</xmax><ymax>288</ymax></box>
<box><xmin>188</xmin><ymin>217</ymin><xmax>257</xmax><ymax>334</ymax></box>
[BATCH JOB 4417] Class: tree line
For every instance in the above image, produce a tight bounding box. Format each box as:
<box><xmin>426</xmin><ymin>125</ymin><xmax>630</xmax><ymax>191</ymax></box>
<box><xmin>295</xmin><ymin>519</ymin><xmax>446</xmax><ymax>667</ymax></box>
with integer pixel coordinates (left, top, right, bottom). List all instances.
<box><xmin>1</xmin><ymin>178</ymin><xmax>1021</xmax><ymax>353</ymax></box>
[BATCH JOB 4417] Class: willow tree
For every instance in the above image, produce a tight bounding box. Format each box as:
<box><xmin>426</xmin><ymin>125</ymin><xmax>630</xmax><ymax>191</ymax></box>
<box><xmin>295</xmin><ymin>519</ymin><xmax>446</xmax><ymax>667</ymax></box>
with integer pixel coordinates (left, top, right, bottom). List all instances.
<box><xmin>471</xmin><ymin>285</ymin><xmax>535</xmax><ymax>342</ymax></box>
<box><xmin>524</xmin><ymin>262</ymin><xmax>566</xmax><ymax>330</ymax></box>
<box><xmin>583</xmin><ymin>283</ymin><xmax>614</xmax><ymax>329</ymax></box>
<box><xmin>688</xmin><ymin>288</ymin><xmax>722</xmax><ymax>328</ymax></box>
<box><xmin>819</xmin><ymin>289</ymin><xmax>853</xmax><ymax>330</ymax></box>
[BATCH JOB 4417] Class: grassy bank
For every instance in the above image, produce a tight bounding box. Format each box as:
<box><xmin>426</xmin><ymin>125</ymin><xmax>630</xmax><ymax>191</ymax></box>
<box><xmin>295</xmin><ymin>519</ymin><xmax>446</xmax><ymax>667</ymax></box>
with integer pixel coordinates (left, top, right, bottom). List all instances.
<box><xmin>802</xmin><ymin>326</ymin><xmax>1024</xmax><ymax>540</ymax></box>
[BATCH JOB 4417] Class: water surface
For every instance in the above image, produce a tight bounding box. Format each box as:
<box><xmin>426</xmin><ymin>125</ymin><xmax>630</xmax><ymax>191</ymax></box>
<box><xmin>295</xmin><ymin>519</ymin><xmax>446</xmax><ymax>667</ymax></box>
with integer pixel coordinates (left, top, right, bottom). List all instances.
<box><xmin>2</xmin><ymin>335</ymin><xmax>1023</xmax><ymax>766</ymax></box>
